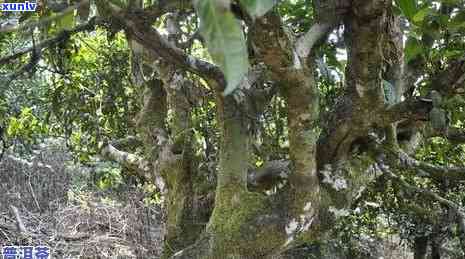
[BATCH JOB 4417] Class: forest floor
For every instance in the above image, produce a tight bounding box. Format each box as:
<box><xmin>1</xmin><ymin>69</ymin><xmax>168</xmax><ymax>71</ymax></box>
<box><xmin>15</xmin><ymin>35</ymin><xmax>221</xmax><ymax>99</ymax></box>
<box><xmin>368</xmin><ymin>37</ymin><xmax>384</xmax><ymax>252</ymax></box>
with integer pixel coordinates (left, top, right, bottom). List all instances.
<box><xmin>0</xmin><ymin>140</ymin><xmax>164</xmax><ymax>258</ymax></box>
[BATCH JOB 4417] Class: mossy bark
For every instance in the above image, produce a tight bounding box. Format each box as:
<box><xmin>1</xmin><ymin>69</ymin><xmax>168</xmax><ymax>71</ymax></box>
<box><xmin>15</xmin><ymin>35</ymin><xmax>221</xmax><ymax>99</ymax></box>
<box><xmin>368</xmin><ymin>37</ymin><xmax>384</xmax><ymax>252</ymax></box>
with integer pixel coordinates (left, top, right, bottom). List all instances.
<box><xmin>136</xmin><ymin>77</ymin><xmax>214</xmax><ymax>259</ymax></box>
<box><xmin>130</xmin><ymin>2</ymin><xmax>404</xmax><ymax>258</ymax></box>
<box><xmin>205</xmin><ymin>95</ymin><xmax>284</xmax><ymax>257</ymax></box>
<box><xmin>159</xmin><ymin>69</ymin><xmax>215</xmax><ymax>258</ymax></box>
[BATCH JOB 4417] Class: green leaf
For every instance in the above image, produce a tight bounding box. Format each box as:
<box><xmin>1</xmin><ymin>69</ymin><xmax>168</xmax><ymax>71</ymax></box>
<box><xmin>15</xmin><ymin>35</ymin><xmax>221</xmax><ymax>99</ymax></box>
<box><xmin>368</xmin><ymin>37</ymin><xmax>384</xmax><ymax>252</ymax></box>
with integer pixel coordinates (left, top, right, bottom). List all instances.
<box><xmin>239</xmin><ymin>0</ymin><xmax>277</xmax><ymax>18</ymax></box>
<box><xmin>56</xmin><ymin>11</ymin><xmax>75</xmax><ymax>31</ymax></box>
<box><xmin>404</xmin><ymin>37</ymin><xmax>423</xmax><ymax>63</ymax></box>
<box><xmin>395</xmin><ymin>0</ymin><xmax>417</xmax><ymax>20</ymax></box>
<box><xmin>412</xmin><ymin>7</ymin><xmax>430</xmax><ymax>24</ymax></box>
<box><xmin>109</xmin><ymin>0</ymin><xmax>128</xmax><ymax>8</ymax></box>
<box><xmin>444</xmin><ymin>50</ymin><xmax>462</xmax><ymax>59</ymax></box>
<box><xmin>447</xmin><ymin>11</ymin><xmax>465</xmax><ymax>33</ymax></box>
<box><xmin>441</xmin><ymin>0</ymin><xmax>461</xmax><ymax>4</ymax></box>
<box><xmin>196</xmin><ymin>0</ymin><xmax>250</xmax><ymax>96</ymax></box>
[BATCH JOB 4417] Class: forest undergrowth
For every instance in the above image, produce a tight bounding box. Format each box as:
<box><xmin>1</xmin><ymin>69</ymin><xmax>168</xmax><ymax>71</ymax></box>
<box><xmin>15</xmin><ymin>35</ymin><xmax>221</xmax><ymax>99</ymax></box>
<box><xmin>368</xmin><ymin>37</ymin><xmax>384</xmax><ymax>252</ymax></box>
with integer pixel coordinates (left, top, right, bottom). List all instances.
<box><xmin>0</xmin><ymin>139</ymin><xmax>164</xmax><ymax>258</ymax></box>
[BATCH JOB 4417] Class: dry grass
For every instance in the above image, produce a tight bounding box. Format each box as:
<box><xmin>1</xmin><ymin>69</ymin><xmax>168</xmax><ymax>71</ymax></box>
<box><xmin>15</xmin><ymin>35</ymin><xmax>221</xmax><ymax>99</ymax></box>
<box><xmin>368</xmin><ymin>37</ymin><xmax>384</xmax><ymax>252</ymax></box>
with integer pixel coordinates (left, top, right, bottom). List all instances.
<box><xmin>0</xmin><ymin>140</ymin><xmax>164</xmax><ymax>258</ymax></box>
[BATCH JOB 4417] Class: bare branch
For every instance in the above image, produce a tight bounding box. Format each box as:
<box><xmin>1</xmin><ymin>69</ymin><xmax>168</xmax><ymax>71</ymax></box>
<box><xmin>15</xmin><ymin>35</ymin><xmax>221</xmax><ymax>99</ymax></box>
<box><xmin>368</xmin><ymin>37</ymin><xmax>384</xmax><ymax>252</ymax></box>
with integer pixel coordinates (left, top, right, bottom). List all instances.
<box><xmin>57</xmin><ymin>233</ymin><xmax>91</xmax><ymax>241</ymax></box>
<box><xmin>381</xmin><ymin>97</ymin><xmax>432</xmax><ymax>125</ymax></box>
<box><xmin>101</xmin><ymin>141</ymin><xmax>167</xmax><ymax>195</ymax></box>
<box><xmin>0</xmin><ymin>0</ymin><xmax>91</xmax><ymax>33</ymax></box>
<box><xmin>125</xmin><ymin>18</ymin><xmax>224</xmax><ymax>88</ymax></box>
<box><xmin>382</xmin><ymin>148</ymin><xmax>465</xmax><ymax>183</ymax></box>
<box><xmin>5</xmin><ymin>155</ymin><xmax>55</xmax><ymax>173</ymax></box>
<box><xmin>98</xmin><ymin>2</ymin><xmax>225</xmax><ymax>90</ymax></box>
<box><xmin>100</xmin><ymin>142</ymin><xmax>150</xmax><ymax>177</ymax></box>
<box><xmin>9</xmin><ymin>206</ymin><xmax>27</xmax><ymax>235</ymax></box>
<box><xmin>422</xmin><ymin>126</ymin><xmax>465</xmax><ymax>144</ymax></box>
<box><xmin>403</xmin><ymin>154</ymin><xmax>465</xmax><ymax>183</ymax></box>
<box><xmin>296</xmin><ymin>22</ymin><xmax>334</xmax><ymax>58</ymax></box>
<box><xmin>377</xmin><ymin>161</ymin><xmax>465</xmax><ymax>253</ymax></box>
<box><xmin>110</xmin><ymin>136</ymin><xmax>142</xmax><ymax>150</ymax></box>
<box><xmin>445</xmin><ymin>127</ymin><xmax>465</xmax><ymax>144</ymax></box>
<box><xmin>0</xmin><ymin>17</ymin><xmax>100</xmax><ymax>66</ymax></box>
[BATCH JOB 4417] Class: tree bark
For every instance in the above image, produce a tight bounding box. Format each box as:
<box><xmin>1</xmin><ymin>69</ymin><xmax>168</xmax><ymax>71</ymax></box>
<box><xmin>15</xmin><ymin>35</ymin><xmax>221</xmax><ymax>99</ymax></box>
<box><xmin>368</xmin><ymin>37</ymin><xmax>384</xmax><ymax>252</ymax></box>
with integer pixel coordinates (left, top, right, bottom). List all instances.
<box><xmin>92</xmin><ymin>1</ymin><xmax>460</xmax><ymax>258</ymax></box>
<box><xmin>414</xmin><ymin>236</ymin><xmax>428</xmax><ymax>259</ymax></box>
<box><xmin>431</xmin><ymin>240</ymin><xmax>441</xmax><ymax>259</ymax></box>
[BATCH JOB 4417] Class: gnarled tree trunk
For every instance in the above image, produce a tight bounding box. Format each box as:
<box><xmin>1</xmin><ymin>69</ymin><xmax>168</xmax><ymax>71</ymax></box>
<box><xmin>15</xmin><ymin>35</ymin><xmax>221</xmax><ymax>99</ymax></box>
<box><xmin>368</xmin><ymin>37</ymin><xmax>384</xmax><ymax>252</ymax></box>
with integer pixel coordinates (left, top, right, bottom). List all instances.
<box><xmin>90</xmin><ymin>0</ymin><xmax>465</xmax><ymax>258</ymax></box>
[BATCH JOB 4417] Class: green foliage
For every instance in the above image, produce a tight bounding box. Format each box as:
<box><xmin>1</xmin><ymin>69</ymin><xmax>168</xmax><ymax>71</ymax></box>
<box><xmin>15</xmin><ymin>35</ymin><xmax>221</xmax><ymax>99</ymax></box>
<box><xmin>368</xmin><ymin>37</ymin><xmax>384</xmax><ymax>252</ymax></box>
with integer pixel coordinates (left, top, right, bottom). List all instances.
<box><xmin>399</xmin><ymin>0</ymin><xmax>465</xmax><ymax>68</ymax></box>
<box><xmin>7</xmin><ymin>107</ymin><xmax>48</xmax><ymax>142</ymax></box>
<box><xmin>278</xmin><ymin>0</ymin><xmax>314</xmax><ymax>33</ymax></box>
<box><xmin>41</xmin><ymin>31</ymin><xmax>139</xmax><ymax>162</ymax></box>
<box><xmin>417</xmin><ymin>138</ymin><xmax>465</xmax><ymax>167</ymax></box>
<box><xmin>56</xmin><ymin>11</ymin><xmax>76</xmax><ymax>31</ymax></box>
<box><xmin>95</xmin><ymin>164</ymin><xmax>124</xmax><ymax>190</ymax></box>
<box><xmin>404</xmin><ymin>37</ymin><xmax>424</xmax><ymax>64</ymax></box>
<box><xmin>239</xmin><ymin>0</ymin><xmax>277</xmax><ymax>18</ymax></box>
<box><xmin>395</xmin><ymin>0</ymin><xmax>417</xmax><ymax>20</ymax></box>
<box><xmin>412</xmin><ymin>6</ymin><xmax>431</xmax><ymax>24</ymax></box>
<box><xmin>1</xmin><ymin>1</ymin><xmax>465</xmax><ymax>256</ymax></box>
<box><xmin>196</xmin><ymin>0</ymin><xmax>249</xmax><ymax>95</ymax></box>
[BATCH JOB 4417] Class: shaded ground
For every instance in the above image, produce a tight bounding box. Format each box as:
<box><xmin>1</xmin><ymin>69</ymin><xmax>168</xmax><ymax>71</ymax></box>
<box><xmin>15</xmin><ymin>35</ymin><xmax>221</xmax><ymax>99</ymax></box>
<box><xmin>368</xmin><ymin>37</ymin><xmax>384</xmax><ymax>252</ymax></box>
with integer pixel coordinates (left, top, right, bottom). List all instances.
<box><xmin>0</xmin><ymin>140</ymin><xmax>164</xmax><ymax>258</ymax></box>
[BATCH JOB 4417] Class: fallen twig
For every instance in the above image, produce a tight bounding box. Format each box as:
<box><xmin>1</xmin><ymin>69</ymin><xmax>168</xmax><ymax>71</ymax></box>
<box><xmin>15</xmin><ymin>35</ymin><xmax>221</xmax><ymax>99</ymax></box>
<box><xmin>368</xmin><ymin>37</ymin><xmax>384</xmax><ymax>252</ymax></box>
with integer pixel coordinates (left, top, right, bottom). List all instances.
<box><xmin>10</xmin><ymin>205</ymin><xmax>27</xmax><ymax>234</ymax></box>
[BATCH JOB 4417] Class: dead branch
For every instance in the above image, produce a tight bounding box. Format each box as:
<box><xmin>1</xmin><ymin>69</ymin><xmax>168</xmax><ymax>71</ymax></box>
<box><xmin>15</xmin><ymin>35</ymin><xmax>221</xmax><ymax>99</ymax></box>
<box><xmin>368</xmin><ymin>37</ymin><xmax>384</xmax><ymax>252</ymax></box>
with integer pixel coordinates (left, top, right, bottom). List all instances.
<box><xmin>0</xmin><ymin>0</ymin><xmax>92</xmax><ymax>33</ymax></box>
<box><xmin>110</xmin><ymin>136</ymin><xmax>142</xmax><ymax>151</ymax></box>
<box><xmin>0</xmin><ymin>16</ymin><xmax>100</xmax><ymax>66</ymax></box>
<box><xmin>5</xmin><ymin>154</ymin><xmax>55</xmax><ymax>173</ymax></box>
<box><xmin>296</xmin><ymin>22</ymin><xmax>334</xmax><ymax>58</ymax></box>
<box><xmin>100</xmin><ymin>142</ymin><xmax>150</xmax><ymax>178</ymax></box>
<box><xmin>377</xmin><ymin>161</ymin><xmax>465</xmax><ymax>254</ymax></box>
<box><xmin>57</xmin><ymin>233</ymin><xmax>91</xmax><ymax>241</ymax></box>
<box><xmin>386</xmin><ymin>149</ymin><xmax>465</xmax><ymax>182</ymax></box>
<box><xmin>10</xmin><ymin>205</ymin><xmax>28</xmax><ymax>234</ymax></box>
<box><xmin>98</xmin><ymin>1</ymin><xmax>225</xmax><ymax>91</ymax></box>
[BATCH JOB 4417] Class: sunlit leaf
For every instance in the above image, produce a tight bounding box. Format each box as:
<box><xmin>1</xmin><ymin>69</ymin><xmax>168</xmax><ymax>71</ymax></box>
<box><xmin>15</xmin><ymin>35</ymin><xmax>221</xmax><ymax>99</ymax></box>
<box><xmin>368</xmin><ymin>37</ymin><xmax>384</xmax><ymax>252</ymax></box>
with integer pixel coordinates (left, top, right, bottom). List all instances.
<box><xmin>196</xmin><ymin>0</ymin><xmax>249</xmax><ymax>95</ymax></box>
<box><xmin>404</xmin><ymin>37</ymin><xmax>423</xmax><ymax>63</ymax></box>
<box><xmin>239</xmin><ymin>0</ymin><xmax>277</xmax><ymax>18</ymax></box>
<box><xmin>412</xmin><ymin>7</ymin><xmax>430</xmax><ymax>24</ymax></box>
<box><xmin>56</xmin><ymin>11</ymin><xmax>75</xmax><ymax>31</ymax></box>
<box><xmin>109</xmin><ymin>0</ymin><xmax>128</xmax><ymax>8</ymax></box>
<box><xmin>395</xmin><ymin>0</ymin><xmax>417</xmax><ymax>20</ymax></box>
<box><xmin>449</xmin><ymin>10</ymin><xmax>465</xmax><ymax>29</ymax></box>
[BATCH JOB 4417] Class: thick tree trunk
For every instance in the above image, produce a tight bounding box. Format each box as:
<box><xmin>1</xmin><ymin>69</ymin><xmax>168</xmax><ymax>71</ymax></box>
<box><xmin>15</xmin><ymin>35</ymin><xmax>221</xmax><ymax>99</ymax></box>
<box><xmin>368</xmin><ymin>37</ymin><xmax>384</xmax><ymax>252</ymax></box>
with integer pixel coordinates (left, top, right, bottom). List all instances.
<box><xmin>414</xmin><ymin>236</ymin><xmax>428</xmax><ymax>259</ymax></box>
<box><xmin>431</xmin><ymin>241</ymin><xmax>441</xmax><ymax>259</ymax></box>
<box><xmin>136</xmin><ymin>77</ymin><xmax>214</xmax><ymax>258</ymax></box>
<box><xmin>128</xmin><ymin>11</ymin><xmax>219</xmax><ymax>257</ymax></box>
<box><xmin>108</xmin><ymin>1</ymin><xmax>412</xmax><ymax>258</ymax></box>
